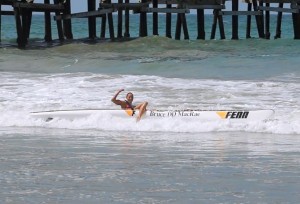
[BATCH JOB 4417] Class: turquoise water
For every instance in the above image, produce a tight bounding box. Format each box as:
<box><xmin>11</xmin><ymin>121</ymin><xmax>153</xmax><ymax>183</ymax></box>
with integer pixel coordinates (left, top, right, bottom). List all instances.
<box><xmin>1</xmin><ymin>14</ymin><xmax>300</xmax><ymax>203</ymax></box>
<box><xmin>0</xmin><ymin>14</ymin><xmax>296</xmax><ymax>42</ymax></box>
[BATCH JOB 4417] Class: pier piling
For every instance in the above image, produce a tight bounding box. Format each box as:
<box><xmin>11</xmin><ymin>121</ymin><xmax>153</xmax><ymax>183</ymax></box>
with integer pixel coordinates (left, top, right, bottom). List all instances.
<box><xmin>211</xmin><ymin>8</ymin><xmax>225</xmax><ymax>40</ymax></box>
<box><xmin>100</xmin><ymin>13</ymin><xmax>106</xmax><ymax>38</ymax></box>
<box><xmin>107</xmin><ymin>0</ymin><xmax>115</xmax><ymax>40</ymax></box>
<box><xmin>182</xmin><ymin>13</ymin><xmax>189</xmax><ymax>39</ymax></box>
<box><xmin>88</xmin><ymin>0</ymin><xmax>96</xmax><ymax>39</ymax></box>
<box><xmin>292</xmin><ymin>12</ymin><xmax>300</xmax><ymax>39</ymax></box>
<box><xmin>166</xmin><ymin>3</ymin><xmax>172</xmax><ymax>38</ymax></box>
<box><xmin>218</xmin><ymin>11</ymin><xmax>225</xmax><ymax>39</ymax></box>
<box><xmin>0</xmin><ymin>4</ymin><xmax>1</xmax><ymax>42</ymax></box>
<box><xmin>175</xmin><ymin>12</ymin><xmax>181</xmax><ymax>40</ymax></box>
<box><xmin>54</xmin><ymin>0</ymin><xmax>65</xmax><ymax>41</ymax></box>
<box><xmin>124</xmin><ymin>0</ymin><xmax>130</xmax><ymax>37</ymax></box>
<box><xmin>153</xmin><ymin>0</ymin><xmax>158</xmax><ymax>35</ymax></box>
<box><xmin>274</xmin><ymin>2</ymin><xmax>283</xmax><ymax>39</ymax></box>
<box><xmin>1</xmin><ymin>0</ymin><xmax>300</xmax><ymax>48</ymax></box>
<box><xmin>139</xmin><ymin>0</ymin><xmax>148</xmax><ymax>37</ymax></box>
<box><xmin>252</xmin><ymin>0</ymin><xmax>264</xmax><ymax>38</ymax></box>
<box><xmin>265</xmin><ymin>2</ymin><xmax>271</xmax><ymax>39</ymax></box>
<box><xmin>14</xmin><ymin>6</ymin><xmax>24</xmax><ymax>47</ymax></box>
<box><xmin>197</xmin><ymin>8</ymin><xmax>205</xmax><ymax>40</ymax></box>
<box><xmin>44</xmin><ymin>0</ymin><xmax>52</xmax><ymax>42</ymax></box>
<box><xmin>63</xmin><ymin>0</ymin><xmax>73</xmax><ymax>39</ymax></box>
<box><xmin>246</xmin><ymin>3</ymin><xmax>252</xmax><ymax>38</ymax></box>
<box><xmin>232</xmin><ymin>0</ymin><xmax>239</xmax><ymax>39</ymax></box>
<box><xmin>117</xmin><ymin>0</ymin><xmax>123</xmax><ymax>38</ymax></box>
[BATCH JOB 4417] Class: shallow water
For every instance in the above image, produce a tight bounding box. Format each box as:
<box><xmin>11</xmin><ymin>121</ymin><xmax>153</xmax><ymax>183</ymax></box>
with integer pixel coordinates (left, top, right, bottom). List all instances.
<box><xmin>1</xmin><ymin>127</ymin><xmax>300</xmax><ymax>203</ymax></box>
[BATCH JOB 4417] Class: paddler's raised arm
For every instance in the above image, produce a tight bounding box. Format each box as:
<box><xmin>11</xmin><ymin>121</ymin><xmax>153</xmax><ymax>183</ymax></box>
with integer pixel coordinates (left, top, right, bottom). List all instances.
<box><xmin>111</xmin><ymin>89</ymin><xmax>124</xmax><ymax>105</ymax></box>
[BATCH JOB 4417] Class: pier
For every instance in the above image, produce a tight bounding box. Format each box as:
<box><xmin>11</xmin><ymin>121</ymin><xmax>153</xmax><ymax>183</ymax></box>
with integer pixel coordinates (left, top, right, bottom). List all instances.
<box><xmin>1</xmin><ymin>0</ymin><xmax>300</xmax><ymax>48</ymax></box>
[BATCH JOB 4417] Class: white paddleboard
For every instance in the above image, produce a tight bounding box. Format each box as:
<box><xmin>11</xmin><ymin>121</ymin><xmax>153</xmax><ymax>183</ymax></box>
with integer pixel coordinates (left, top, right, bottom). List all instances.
<box><xmin>30</xmin><ymin>109</ymin><xmax>274</xmax><ymax>122</ymax></box>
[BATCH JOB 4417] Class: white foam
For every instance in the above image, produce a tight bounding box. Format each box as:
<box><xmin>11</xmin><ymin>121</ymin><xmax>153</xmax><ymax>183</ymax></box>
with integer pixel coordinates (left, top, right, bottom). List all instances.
<box><xmin>0</xmin><ymin>72</ymin><xmax>299</xmax><ymax>134</ymax></box>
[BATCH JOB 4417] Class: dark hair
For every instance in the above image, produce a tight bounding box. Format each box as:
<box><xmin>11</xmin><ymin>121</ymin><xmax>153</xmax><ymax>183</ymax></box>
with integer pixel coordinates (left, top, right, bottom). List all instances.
<box><xmin>126</xmin><ymin>92</ymin><xmax>133</xmax><ymax>97</ymax></box>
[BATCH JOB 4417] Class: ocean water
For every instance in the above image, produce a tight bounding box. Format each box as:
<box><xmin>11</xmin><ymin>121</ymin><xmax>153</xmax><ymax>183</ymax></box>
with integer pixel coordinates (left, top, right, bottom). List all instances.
<box><xmin>0</xmin><ymin>13</ymin><xmax>296</xmax><ymax>42</ymax></box>
<box><xmin>1</xmin><ymin>14</ymin><xmax>300</xmax><ymax>203</ymax></box>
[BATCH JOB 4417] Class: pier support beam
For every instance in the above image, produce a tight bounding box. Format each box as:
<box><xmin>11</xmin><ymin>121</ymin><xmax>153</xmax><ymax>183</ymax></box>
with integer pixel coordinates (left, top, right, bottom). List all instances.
<box><xmin>107</xmin><ymin>0</ymin><xmax>115</xmax><ymax>40</ymax></box>
<box><xmin>124</xmin><ymin>0</ymin><xmax>130</xmax><ymax>37</ymax></box>
<box><xmin>117</xmin><ymin>0</ymin><xmax>123</xmax><ymax>38</ymax></box>
<box><xmin>153</xmin><ymin>0</ymin><xmax>158</xmax><ymax>35</ymax></box>
<box><xmin>197</xmin><ymin>9</ymin><xmax>205</xmax><ymax>40</ymax></box>
<box><xmin>182</xmin><ymin>13</ymin><xmax>189</xmax><ymax>39</ymax></box>
<box><xmin>211</xmin><ymin>9</ymin><xmax>225</xmax><ymax>40</ymax></box>
<box><xmin>63</xmin><ymin>0</ymin><xmax>73</xmax><ymax>39</ymax></box>
<box><xmin>175</xmin><ymin>3</ymin><xmax>189</xmax><ymax>40</ymax></box>
<box><xmin>175</xmin><ymin>13</ymin><xmax>189</xmax><ymax>40</ymax></box>
<box><xmin>292</xmin><ymin>12</ymin><xmax>300</xmax><ymax>39</ymax></box>
<box><xmin>246</xmin><ymin>3</ymin><xmax>252</xmax><ymax>38</ymax></box>
<box><xmin>44</xmin><ymin>0</ymin><xmax>52</xmax><ymax>42</ymax></box>
<box><xmin>166</xmin><ymin>3</ymin><xmax>172</xmax><ymax>38</ymax></box>
<box><xmin>88</xmin><ymin>0</ymin><xmax>96</xmax><ymax>39</ymax></box>
<box><xmin>54</xmin><ymin>0</ymin><xmax>65</xmax><ymax>41</ymax></box>
<box><xmin>232</xmin><ymin>0</ymin><xmax>239</xmax><ymax>39</ymax></box>
<box><xmin>274</xmin><ymin>3</ymin><xmax>283</xmax><ymax>39</ymax></box>
<box><xmin>139</xmin><ymin>0</ymin><xmax>148</xmax><ymax>37</ymax></box>
<box><xmin>14</xmin><ymin>1</ymin><xmax>33</xmax><ymax>46</ymax></box>
<box><xmin>211</xmin><ymin>10</ymin><xmax>217</xmax><ymax>39</ymax></box>
<box><xmin>100</xmin><ymin>13</ymin><xmax>106</xmax><ymax>38</ymax></box>
<box><xmin>175</xmin><ymin>13</ymin><xmax>181</xmax><ymax>40</ymax></box>
<box><xmin>12</xmin><ymin>0</ymin><xmax>66</xmax><ymax>47</ymax></box>
<box><xmin>265</xmin><ymin>2</ymin><xmax>271</xmax><ymax>39</ymax></box>
<box><xmin>100</xmin><ymin>0</ymin><xmax>115</xmax><ymax>40</ymax></box>
<box><xmin>100</xmin><ymin>2</ymin><xmax>107</xmax><ymax>39</ymax></box>
<box><xmin>259</xmin><ymin>0</ymin><xmax>265</xmax><ymax>38</ymax></box>
<box><xmin>296</xmin><ymin>13</ymin><xmax>300</xmax><ymax>39</ymax></box>
<box><xmin>14</xmin><ymin>7</ymin><xmax>26</xmax><ymax>48</ymax></box>
<box><xmin>218</xmin><ymin>12</ymin><xmax>225</xmax><ymax>39</ymax></box>
<box><xmin>253</xmin><ymin>0</ymin><xmax>265</xmax><ymax>38</ymax></box>
<box><xmin>292</xmin><ymin>1</ymin><xmax>300</xmax><ymax>39</ymax></box>
<box><xmin>0</xmin><ymin>4</ymin><xmax>2</xmax><ymax>42</ymax></box>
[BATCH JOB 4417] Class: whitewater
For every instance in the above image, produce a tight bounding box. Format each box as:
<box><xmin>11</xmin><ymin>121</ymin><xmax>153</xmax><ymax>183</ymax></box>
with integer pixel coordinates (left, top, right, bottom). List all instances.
<box><xmin>1</xmin><ymin>14</ymin><xmax>300</xmax><ymax>203</ymax></box>
<box><xmin>0</xmin><ymin>70</ymin><xmax>299</xmax><ymax>134</ymax></box>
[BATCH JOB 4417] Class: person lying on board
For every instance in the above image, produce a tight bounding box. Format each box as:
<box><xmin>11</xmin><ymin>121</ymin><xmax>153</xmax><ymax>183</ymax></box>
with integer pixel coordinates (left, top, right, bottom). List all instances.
<box><xmin>111</xmin><ymin>89</ymin><xmax>148</xmax><ymax>122</ymax></box>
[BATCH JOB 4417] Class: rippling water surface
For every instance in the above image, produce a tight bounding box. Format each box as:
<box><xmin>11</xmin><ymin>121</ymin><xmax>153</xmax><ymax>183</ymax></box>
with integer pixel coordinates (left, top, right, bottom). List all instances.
<box><xmin>1</xmin><ymin>128</ymin><xmax>300</xmax><ymax>203</ymax></box>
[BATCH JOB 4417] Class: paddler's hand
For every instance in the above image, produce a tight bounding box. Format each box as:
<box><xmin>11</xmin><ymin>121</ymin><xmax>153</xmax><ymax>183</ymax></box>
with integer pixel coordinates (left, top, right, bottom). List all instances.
<box><xmin>112</xmin><ymin>89</ymin><xmax>125</xmax><ymax>103</ymax></box>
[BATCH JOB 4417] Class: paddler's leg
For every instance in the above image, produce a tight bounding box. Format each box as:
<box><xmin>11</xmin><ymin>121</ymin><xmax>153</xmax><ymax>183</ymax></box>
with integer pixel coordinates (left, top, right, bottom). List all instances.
<box><xmin>136</xmin><ymin>101</ymin><xmax>148</xmax><ymax>122</ymax></box>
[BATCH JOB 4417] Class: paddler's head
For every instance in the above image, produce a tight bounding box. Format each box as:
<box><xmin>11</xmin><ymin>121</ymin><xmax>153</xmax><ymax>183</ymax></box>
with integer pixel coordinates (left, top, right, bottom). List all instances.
<box><xmin>126</xmin><ymin>92</ymin><xmax>134</xmax><ymax>103</ymax></box>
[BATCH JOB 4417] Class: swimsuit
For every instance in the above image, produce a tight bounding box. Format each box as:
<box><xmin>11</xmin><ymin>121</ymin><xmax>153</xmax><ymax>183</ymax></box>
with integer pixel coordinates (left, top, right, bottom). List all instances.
<box><xmin>125</xmin><ymin>100</ymin><xmax>135</xmax><ymax>116</ymax></box>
